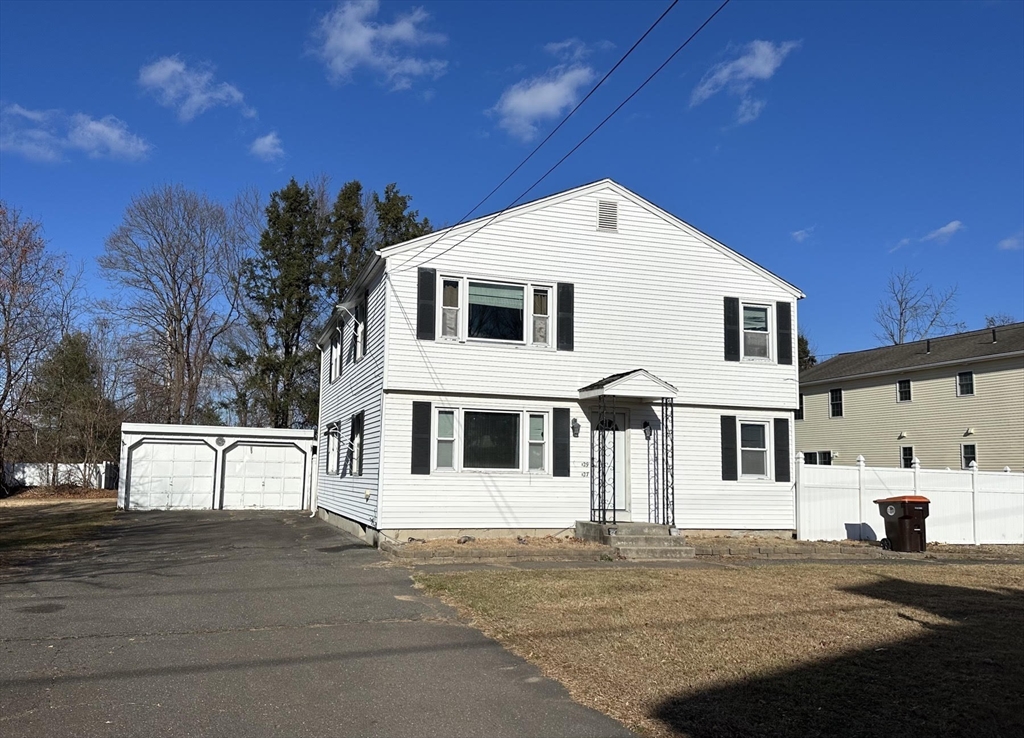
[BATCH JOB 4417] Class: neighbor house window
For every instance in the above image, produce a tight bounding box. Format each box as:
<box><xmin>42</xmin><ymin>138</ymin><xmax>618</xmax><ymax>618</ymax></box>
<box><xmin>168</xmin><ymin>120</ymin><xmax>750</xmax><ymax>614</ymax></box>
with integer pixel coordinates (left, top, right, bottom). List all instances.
<box><xmin>740</xmin><ymin>422</ymin><xmax>769</xmax><ymax>477</ymax></box>
<box><xmin>436</xmin><ymin>410</ymin><xmax>455</xmax><ymax>470</ymax></box>
<box><xmin>961</xmin><ymin>444</ymin><xmax>977</xmax><ymax>469</ymax></box>
<box><xmin>897</xmin><ymin>379</ymin><xmax>912</xmax><ymax>403</ymax></box>
<box><xmin>796</xmin><ymin>393</ymin><xmax>804</xmax><ymax>421</ymax></box>
<box><xmin>901</xmin><ymin>446</ymin><xmax>914</xmax><ymax>469</ymax></box>
<box><xmin>829</xmin><ymin>389</ymin><xmax>843</xmax><ymax>418</ymax></box>
<box><xmin>326</xmin><ymin>425</ymin><xmax>339</xmax><ymax>475</ymax></box>
<box><xmin>348</xmin><ymin>413</ymin><xmax>364</xmax><ymax>476</ymax></box>
<box><xmin>742</xmin><ymin>304</ymin><xmax>770</xmax><ymax>359</ymax></box>
<box><xmin>468</xmin><ymin>282</ymin><xmax>524</xmax><ymax>341</ymax></box>
<box><xmin>957</xmin><ymin>371</ymin><xmax>974</xmax><ymax>396</ymax></box>
<box><xmin>463</xmin><ymin>411</ymin><xmax>520</xmax><ymax>469</ymax></box>
<box><xmin>441</xmin><ymin>279</ymin><xmax>460</xmax><ymax>339</ymax></box>
<box><xmin>804</xmin><ymin>451</ymin><xmax>832</xmax><ymax>465</ymax></box>
<box><xmin>532</xmin><ymin>288</ymin><xmax>550</xmax><ymax>346</ymax></box>
<box><xmin>528</xmin><ymin>414</ymin><xmax>546</xmax><ymax>471</ymax></box>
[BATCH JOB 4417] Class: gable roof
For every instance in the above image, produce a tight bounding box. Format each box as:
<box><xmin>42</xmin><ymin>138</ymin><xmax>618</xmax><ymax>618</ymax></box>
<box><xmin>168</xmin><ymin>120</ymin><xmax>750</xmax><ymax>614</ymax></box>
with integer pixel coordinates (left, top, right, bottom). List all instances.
<box><xmin>578</xmin><ymin>368</ymin><xmax>678</xmax><ymax>399</ymax></box>
<box><xmin>800</xmin><ymin>323</ymin><xmax>1024</xmax><ymax>385</ymax></box>
<box><xmin>377</xmin><ymin>178</ymin><xmax>804</xmax><ymax>299</ymax></box>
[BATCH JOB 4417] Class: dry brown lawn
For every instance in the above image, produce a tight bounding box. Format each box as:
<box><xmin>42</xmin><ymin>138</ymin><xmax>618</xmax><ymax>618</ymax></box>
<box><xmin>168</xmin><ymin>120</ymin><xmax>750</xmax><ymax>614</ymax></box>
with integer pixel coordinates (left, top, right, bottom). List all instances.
<box><xmin>401</xmin><ymin>535</ymin><xmax>605</xmax><ymax>552</ymax></box>
<box><xmin>0</xmin><ymin>499</ymin><xmax>116</xmax><ymax>568</ymax></box>
<box><xmin>417</xmin><ymin>564</ymin><xmax>1024</xmax><ymax>737</ymax></box>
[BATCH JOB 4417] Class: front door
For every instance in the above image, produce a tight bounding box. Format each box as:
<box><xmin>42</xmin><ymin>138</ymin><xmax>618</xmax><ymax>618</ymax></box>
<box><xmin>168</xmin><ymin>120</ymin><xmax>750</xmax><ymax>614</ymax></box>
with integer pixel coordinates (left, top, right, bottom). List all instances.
<box><xmin>594</xmin><ymin>411</ymin><xmax>630</xmax><ymax>520</ymax></box>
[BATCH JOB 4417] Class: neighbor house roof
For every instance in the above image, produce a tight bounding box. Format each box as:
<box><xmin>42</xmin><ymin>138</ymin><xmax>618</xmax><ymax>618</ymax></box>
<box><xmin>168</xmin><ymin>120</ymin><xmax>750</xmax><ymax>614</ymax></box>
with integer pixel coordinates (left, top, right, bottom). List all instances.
<box><xmin>800</xmin><ymin>323</ymin><xmax>1024</xmax><ymax>386</ymax></box>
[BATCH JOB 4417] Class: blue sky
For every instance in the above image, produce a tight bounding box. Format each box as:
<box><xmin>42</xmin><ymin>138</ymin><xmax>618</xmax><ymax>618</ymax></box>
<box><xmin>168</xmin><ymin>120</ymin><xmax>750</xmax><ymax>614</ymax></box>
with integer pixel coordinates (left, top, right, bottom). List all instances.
<box><xmin>1</xmin><ymin>0</ymin><xmax>1022</xmax><ymax>358</ymax></box>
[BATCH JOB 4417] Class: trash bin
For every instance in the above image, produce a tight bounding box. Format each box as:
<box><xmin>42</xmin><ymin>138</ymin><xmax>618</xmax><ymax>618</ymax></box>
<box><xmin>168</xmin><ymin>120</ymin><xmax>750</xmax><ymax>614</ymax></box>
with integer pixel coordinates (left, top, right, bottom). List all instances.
<box><xmin>874</xmin><ymin>496</ymin><xmax>930</xmax><ymax>552</ymax></box>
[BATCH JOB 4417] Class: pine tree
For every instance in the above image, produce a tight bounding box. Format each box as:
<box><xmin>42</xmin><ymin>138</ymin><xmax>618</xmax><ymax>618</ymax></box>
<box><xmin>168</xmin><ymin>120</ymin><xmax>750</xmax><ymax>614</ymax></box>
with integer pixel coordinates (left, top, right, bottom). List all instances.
<box><xmin>798</xmin><ymin>332</ymin><xmax>817</xmax><ymax>372</ymax></box>
<box><xmin>326</xmin><ymin>180</ymin><xmax>368</xmax><ymax>304</ymax></box>
<box><xmin>372</xmin><ymin>182</ymin><xmax>432</xmax><ymax>250</ymax></box>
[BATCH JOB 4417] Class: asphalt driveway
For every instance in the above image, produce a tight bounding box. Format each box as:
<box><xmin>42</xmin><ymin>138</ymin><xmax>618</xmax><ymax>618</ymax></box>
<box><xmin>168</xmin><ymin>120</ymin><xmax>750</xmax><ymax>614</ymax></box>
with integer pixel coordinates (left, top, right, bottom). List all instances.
<box><xmin>0</xmin><ymin>509</ymin><xmax>631</xmax><ymax>738</ymax></box>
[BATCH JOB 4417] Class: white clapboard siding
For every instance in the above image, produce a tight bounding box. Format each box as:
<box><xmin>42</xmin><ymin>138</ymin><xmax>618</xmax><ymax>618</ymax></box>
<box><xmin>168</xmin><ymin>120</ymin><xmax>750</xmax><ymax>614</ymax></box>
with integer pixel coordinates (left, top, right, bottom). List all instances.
<box><xmin>383</xmin><ymin>181</ymin><xmax>801</xmax><ymax>410</ymax></box>
<box><xmin>675</xmin><ymin>406</ymin><xmax>797</xmax><ymax>530</ymax></box>
<box><xmin>317</xmin><ymin>271</ymin><xmax>386</xmax><ymax>526</ymax></box>
<box><xmin>377</xmin><ymin>393</ymin><xmax>795</xmax><ymax>531</ymax></box>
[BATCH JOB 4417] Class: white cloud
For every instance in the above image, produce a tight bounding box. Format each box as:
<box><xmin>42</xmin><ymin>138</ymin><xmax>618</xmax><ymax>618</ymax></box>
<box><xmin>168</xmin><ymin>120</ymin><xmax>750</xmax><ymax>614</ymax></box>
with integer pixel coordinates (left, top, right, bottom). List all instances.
<box><xmin>690</xmin><ymin>40</ymin><xmax>799</xmax><ymax>125</ymax></box>
<box><xmin>313</xmin><ymin>0</ymin><xmax>447</xmax><ymax>91</ymax></box>
<box><xmin>139</xmin><ymin>56</ymin><xmax>253</xmax><ymax>121</ymax></box>
<box><xmin>997</xmin><ymin>230</ymin><xmax>1023</xmax><ymax>251</ymax></box>
<box><xmin>888</xmin><ymin>237</ymin><xmax>912</xmax><ymax>254</ymax></box>
<box><xmin>491</xmin><ymin>65</ymin><xmax>597</xmax><ymax>141</ymax></box>
<box><xmin>921</xmin><ymin>220</ymin><xmax>964</xmax><ymax>244</ymax></box>
<box><xmin>250</xmin><ymin>132</ymin><xmax>285</xmax><ymax>162</ymax></box>
<box><xmin>791</xmin><ymin>226</ymin><xmax>814</xmax><ymax>243</ymax></box>
<box><xmin>0</xmin><ymin>104</ymin><xmax>150</xmax><ymax>162</ymax></box>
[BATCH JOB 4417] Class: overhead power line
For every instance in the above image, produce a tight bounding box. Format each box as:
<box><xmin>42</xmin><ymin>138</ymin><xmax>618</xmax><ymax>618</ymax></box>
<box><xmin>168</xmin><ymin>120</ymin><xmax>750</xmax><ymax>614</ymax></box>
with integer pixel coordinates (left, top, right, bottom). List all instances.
<box><xmin>394</xmin><ymin>0</ymin><xmax>731</xmax><ymax>274</ymax></box>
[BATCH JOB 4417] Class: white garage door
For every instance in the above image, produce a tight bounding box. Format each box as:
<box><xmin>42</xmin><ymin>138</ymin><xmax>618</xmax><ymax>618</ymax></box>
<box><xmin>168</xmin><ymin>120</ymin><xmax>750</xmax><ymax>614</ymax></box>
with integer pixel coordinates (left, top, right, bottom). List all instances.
<box><xmin>128</xmin><ymin>441</ymin><xmax>216</xmax><ymax>510</ymax></box>
<box><xmin>222</xmin><ymin>443</ymin><xmax>306</xmax><ymax>510</ymax></box>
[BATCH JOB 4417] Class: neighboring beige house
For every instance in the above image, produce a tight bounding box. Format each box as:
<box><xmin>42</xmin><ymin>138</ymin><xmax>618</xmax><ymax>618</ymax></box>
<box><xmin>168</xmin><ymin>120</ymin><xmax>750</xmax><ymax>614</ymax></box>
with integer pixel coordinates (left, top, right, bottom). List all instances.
<box><xmin>797</xmin><ymin>323</ymin><xmax>1024</xmax><ymax>471</ymax></box>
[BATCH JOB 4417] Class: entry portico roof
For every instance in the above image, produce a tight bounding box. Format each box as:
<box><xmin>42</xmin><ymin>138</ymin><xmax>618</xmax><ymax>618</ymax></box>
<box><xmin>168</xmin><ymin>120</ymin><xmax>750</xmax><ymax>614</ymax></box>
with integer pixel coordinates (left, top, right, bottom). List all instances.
<box><xmin>578</xmin><ymin>369</ymin><xmax>678</xmax><ymax>400</ymax></box>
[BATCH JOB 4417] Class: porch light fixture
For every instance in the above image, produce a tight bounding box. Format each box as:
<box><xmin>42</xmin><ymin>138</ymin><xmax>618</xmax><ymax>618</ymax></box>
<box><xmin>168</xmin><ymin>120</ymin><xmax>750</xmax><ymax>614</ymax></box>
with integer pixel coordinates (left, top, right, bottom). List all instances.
<box><xmin>897</xmin><ymin>431</ymin><xmax>907</xmax><ymax>439</ymax></box>
<box><xmin>965</xmin><ymin>427</ymin><xmax>975</xmax><ymax>436</ymax></box>
<box><xmin>642</xmin><ymin>421</ymin><xmax>653</xmax><ymax>441</ymax></box>
<box><xmin>571</xmin><ymin>418</ymin><xmax>581</xmax><ymax>437</ymax></box>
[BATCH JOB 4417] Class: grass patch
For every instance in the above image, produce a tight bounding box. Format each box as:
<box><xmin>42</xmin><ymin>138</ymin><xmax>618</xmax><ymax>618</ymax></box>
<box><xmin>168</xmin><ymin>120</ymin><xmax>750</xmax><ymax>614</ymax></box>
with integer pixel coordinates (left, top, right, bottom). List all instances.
<box><xmin>417</xmin><ymin>565</ymin><xmax>1024</xmax><ymax>737</ymax></box>
<box><xmin>0</xmin><ymin>500</ymin><xmax>116</xmax><ymax>568</ymax></box>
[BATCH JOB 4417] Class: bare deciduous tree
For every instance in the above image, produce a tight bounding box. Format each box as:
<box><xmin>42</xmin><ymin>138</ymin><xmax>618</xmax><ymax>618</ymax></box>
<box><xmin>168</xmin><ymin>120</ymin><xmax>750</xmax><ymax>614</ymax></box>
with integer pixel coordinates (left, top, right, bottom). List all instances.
<box><xmin>0</xmin><ymin>202</ymin><xmax>78</xmax><ymax>492</ymax></box>
<box><xmin>984</xmin><ymin>313</ymin><xmax>1017</xmax><ymax>328</ymax></box>
<box><xmin>875</xmin><ymin>268</ymin><xmax>966</xmax><ymax>345</ymax></box>
<box><xmin>99</xmin><ymin>185</ymin><xmax>242</xmax><ymax>425</ymax></box>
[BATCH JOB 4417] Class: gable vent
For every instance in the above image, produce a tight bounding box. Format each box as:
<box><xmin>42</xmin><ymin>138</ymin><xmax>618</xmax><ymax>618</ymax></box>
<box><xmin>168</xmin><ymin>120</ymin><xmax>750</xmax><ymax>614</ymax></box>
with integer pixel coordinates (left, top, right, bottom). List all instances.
<box><xmin>597</xmin><ymin>200</ymin><xmax>618</xmax><ymax>231</ymax></box>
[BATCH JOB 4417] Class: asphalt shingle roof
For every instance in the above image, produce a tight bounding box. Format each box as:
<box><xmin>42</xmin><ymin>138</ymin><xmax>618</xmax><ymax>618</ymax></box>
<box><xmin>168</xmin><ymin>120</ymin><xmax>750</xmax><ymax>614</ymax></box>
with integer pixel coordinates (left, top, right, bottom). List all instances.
<box><xmin>800</xmin><ymin>323</ymin><xmax>1024</xmax><ymax>384</ymax></box>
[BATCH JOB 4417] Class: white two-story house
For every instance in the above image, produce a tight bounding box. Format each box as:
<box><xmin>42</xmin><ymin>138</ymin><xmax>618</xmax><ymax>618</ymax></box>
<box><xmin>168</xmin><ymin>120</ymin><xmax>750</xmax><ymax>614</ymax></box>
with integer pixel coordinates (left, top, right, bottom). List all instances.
<box><xmin>315</xmin><ymin>180</ymin><xmax>803</xmax><ymax>542</ymax></box>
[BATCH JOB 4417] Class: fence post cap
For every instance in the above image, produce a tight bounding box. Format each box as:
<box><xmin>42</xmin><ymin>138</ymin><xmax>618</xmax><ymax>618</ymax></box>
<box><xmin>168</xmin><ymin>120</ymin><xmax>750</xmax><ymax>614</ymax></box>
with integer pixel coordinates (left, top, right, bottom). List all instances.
<box><xmin>969</xmin><ymin>460</ymin><xmax>978</xmax><ymax>470</ymax></box>
<box><xmin>1005</xmin><ymin>466</ymin><xmax>1012</xmax><ymax>473</ymax></box>
<box><xmin>912</xmin><ymin>457</ymin><xmax>921</xmax><ymax>469</ymax></box>
<box><xmin>856</xmin><ymin>454</ymin><xmax>866</xmax><ymax>466</ymax></box>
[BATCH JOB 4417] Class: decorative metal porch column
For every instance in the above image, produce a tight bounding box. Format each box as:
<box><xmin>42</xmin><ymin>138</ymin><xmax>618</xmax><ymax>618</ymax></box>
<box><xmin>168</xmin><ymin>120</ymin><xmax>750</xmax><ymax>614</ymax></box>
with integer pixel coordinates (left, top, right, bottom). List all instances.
<box><xmin>661</xmin><ymin>397</ymin><xmax>675</xmax><ymax>527</ymax></box>
<box><xmin>590</xmin><ymin>395</ymin><xmax>616</xmax><ymax>524</ymax></box>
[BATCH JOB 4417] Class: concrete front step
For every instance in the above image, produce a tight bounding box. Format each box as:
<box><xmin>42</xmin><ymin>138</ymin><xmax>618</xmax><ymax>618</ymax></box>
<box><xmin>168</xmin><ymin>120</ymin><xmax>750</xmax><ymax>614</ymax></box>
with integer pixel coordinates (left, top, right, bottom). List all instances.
<box><xmin>607</xmin><ymin>534</ymin><xmax>691</xmax><ymax>547</ymax></box>
<box><xmin>576</xmin><ymin>520</ymin><xmax>679</xmax><ymax>542</ymax></box>
<box><xmin>616</xmin><ymin>545</ymin><xmax>696</xmax><ymax>560</ymax></box>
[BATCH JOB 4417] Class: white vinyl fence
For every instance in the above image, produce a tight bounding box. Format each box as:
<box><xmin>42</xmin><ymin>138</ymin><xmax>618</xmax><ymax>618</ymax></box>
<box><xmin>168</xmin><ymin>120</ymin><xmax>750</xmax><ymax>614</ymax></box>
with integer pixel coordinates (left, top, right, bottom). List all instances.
<box><xmin>796</xmin><ymin>456</ymin><xmax>1024</xmax><ymax>545</ymax></box>
<box><xmin>3</xmin><ymin>462</ymin><xmax>114</xmax><ymax>489</ymax></box>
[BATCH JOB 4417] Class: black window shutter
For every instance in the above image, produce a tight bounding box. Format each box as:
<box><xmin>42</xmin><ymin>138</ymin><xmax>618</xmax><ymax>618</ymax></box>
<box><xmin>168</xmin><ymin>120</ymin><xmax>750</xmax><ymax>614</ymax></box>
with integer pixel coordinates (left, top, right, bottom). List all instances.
<box><xmin>411</xmin><ymin>401</ymin><xmax>431</xmax><ymax>475</ymax></box>
<box><xmin>776</xmin><ymin>301</ymin><xmax>793</xmax><ymax>366</ymax></box>
<box><xmin>724</xmin><ymin>297</ymin><xmax>740</xmax><ymax>361</ymax></box>
<box><xmin>553</xmin><ymin>408</ymin><xmax>570</xmax><ymax>477</ymax></box>
<box><xmin>721</xmin><ymin>415</ymin><xmax>737</xmax><ymax>481</ymax></box>
<box><xmin>774</xmin><ymin>418</ymin><xmax>790</xmax><ymax>483</ymax></box>
<box><xmin>416</xmin><ymin>268</ymin><xmax>436</xmax><ymax>341</ymax></box>
<box><xmin>557</xmin><ymin>283</ymin><xmax>574</xmax><ymax>351</ymax></box>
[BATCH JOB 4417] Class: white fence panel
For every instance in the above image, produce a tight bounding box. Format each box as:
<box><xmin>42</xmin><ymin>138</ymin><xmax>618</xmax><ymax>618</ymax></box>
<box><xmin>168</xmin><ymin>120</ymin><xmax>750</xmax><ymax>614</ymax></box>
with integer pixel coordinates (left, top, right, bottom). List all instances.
<box><xmin>3</xmin><ymin>462</ymin><xmax>105</xmax><ymax>488</ymax></box>
<box><xmin>796</xmin><ymin>456</ymin><xmax>1024</xmax><ymax>545</ymax></box>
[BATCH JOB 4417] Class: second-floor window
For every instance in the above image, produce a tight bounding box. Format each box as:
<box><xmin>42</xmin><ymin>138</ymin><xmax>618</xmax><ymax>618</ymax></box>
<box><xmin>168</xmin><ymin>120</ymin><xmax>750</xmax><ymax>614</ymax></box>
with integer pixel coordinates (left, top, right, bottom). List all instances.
<box><xmin>328</xmin><ymin>335</ymin><xmax>341</xmax><ymax>382</ymax></box>
<box><xmin>897</xmin><ymin>379</ymin><xmax>912</xmax><ymax>403</ymax></box>
<box><xmin>796</xmin><ymin>393</ymin><xmax>804</xmax><ymax>420</ymax></box>
<box><xmin>438</xmin><ymin>276</ymin><xmax>552</xmax><ymax>346</ymax></box>
<box><xmin>742</xmin><ymin>304</ymin><xmax>771</xmax><ymax>360</ymax></box>
<box><xmin>829</xmin><ymin>388</ymin><xmax>843</xmax><ymax>418</ymax></box>
<box><xmin>957</xmin><ymin>371</ymin><xmax>974</xmax><ymax>396</ymax></box>
<box><xmin>352</xmin><ymin>301</ymin><xmax>365</xmax><ymax>362</ymax></box>
<box><xmin>901</xmin><ymin>446</ymin><xmax>914</xmax><ymax>469</ymax></box>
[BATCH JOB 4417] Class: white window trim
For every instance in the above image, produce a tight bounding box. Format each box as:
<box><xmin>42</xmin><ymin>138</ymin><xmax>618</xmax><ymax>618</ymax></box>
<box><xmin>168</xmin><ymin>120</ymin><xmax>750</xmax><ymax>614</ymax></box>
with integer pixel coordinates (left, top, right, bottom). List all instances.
<box><xmin>900</xmin><ymin>445</ymin><xmax>915</xmax><ymax>469</ymax></box>
<box><xmin>960</xmin><ymin>443</ymin><xmax>977</xmax><ymax>470</ymax></box>
<box><xmin>435</xmin><ymin>275</ymin><xmax>555</xmax><ymax>349</ymax></box>
<box><xmin>329</xmin><ymin>334</ymin><xmax>342</xmax><ymax>382</ymax></box>
<box><xmin>346</xmin><ymin>413</ymin><xmax>364</xmax><ymax>477</ymax></box>
<box><xmin>896</xmin><ymin>379</ymin><xmax>912</xmax><ymax>403</ymax></box>
<box><xmin>325</xmin><ymin>424</ymin><xmax>340</xmax><ymax>475</ymax></box>
<box><xmin>740</xmin><ymin>302</ymin><xmax>773</xmax><ymax>362</ymax></box>
<box><xmin>353</xmin><ymin>305</ymin><xmax>365</xmax><ymax>363</ymax></box>
<box><xmin>430</xmin><ymin>406</ymin><xmax>551</xmax><ymax>474</ymax></box>
<box><xmin>956</xmin><ymin>371</ymin><xmax>975</xmax><ymax>397</ymax></box>
<box><xmin>738</xmin><ymin>419</ymin><xmax>772</xmax><ymax>480</ymax></box>
<box><xmin>829</xmin><ymin>388</ymin><xmax>844</xmax><ymax>418</ymax></box>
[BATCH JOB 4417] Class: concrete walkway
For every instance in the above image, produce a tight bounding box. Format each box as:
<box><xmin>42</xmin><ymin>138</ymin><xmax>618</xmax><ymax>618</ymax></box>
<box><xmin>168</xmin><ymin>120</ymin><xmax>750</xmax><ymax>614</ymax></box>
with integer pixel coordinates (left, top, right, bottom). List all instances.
<box><xmin>0</xmin><ymin>510</ymin><xmax>631</xmax><ymax>738</ymax></box>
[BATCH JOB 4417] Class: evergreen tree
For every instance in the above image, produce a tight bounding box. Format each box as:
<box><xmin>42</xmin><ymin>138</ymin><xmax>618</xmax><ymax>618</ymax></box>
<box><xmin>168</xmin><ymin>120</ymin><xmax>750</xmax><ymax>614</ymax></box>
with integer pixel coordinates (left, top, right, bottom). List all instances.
<box><xmin>798</xmin><ymin>332</ymin><xmax>817</xmax><ymax>372</ymax></box>
<box><xmin>372</xmin><ymin>182</ymin><xmax>432</xmax><ymax>250</ymax></box>
<box><xmin>234</xmin><ymin>179</ymin><xmax>326</xmax><ymax>428</ymax></box>
<box><xmin>326</xmin><ymin>180</ymin><xmax>368</xmax><ymax>304</ymax></box>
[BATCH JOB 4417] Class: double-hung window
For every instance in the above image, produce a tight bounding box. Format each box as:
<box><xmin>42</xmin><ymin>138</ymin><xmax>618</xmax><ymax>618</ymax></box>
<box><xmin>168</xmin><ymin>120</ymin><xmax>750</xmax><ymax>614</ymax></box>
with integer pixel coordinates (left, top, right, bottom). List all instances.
<box><xmin>740</xmin><ymin>422</ymin><xmax>769</xmax><ymax>477</ymax></box>
<box><xmin>325</xmin><ymin>425</ymin><xmax>340</xmax><ymax>475</ymax></box>
<box><xmin>441</xmin><ymin>280</ymin><xmax>460</xmax><ymax>340</ymax></box>
<box><xmin>897</xmin><ymin>379</ymin><xmax>912</xmax><ymax>403</ymax></box>
<box><xmin>348</xmin><ymin>413</ymin><xmax>363</xmax><ymax>477</ymax></box>
<box><xmin>528</xmin><ymin>414</ymin><xmax>546</xmax><ymax>471</ymax></box>
<box><xmin>957</xmin><ymin>371</ymin><xmax>974</xmax><ymax>396</ymax></box>
<box><xmin>796</xmin><ymin>393</ymin><xmax>804</xmax><ymax>421</ymax></box>
<box><xmin>742</xmin><ymin>304</ymin><xmax>771</xmax><ymax>359</ymax></box>
<box><xmin>900</xmin><ymin>446</ymin><xmax>914</xmax><ymax>469</ymax></box>
<box><xmin>463</xmin><ymin>411</ymin><xmax>520</xmax><ymax>469</ymax></box>
<box><xmin>532</xmin><ymin>288</ymin><xmax>550</xmax><ymax>346</ymax></box>
<box><xmin>328</xmin><ymin>336</ymin><xmax>341</xmax><ymax>382</ymax></box>
<box><xmin>352</xmin><ymin>303</ymin><xmax>365</xmax><ymax>362</ymax></box>
<box><xmin>436</xmin><ymin>410</ymin><xmax>456</xmax><ymax>470</ymax></box>
<box><xmin>829</xmin><ymin>389</ymin><xmax>843</xmax><ymax>418</ymax></box>
<box><xmin>961</xmin><ymin>444</ymin><xmax>977</xmax><ymax>469</ymax></box>
<box><xmin>469</xmin><ymin>282</ymin><xmax>524</xmax><ymax>342</ymax></box>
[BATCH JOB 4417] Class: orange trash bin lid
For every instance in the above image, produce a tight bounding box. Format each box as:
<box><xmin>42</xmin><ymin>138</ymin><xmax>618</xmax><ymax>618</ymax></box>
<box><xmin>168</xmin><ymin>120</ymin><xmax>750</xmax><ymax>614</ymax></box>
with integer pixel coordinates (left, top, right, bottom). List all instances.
<box><xmin>873</xmin><ymin>495</ymin><xmax>930</xmax><ymax>504</ymax></box>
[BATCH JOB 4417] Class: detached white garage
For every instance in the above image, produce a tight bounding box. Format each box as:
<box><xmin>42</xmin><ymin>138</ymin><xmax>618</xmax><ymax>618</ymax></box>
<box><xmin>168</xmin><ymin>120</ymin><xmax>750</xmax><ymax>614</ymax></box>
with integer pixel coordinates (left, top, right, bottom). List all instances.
<box><xmin>118</xmin><ymin>424</ymin><xmax>316</xmax><ymax>511</ymax></box>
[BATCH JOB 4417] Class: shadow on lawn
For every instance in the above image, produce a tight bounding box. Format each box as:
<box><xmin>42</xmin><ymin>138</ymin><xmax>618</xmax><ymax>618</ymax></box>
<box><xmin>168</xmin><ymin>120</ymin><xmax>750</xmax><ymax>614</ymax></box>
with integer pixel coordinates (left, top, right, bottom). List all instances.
<box><xmin>651</xmin><ymin>577</ymin><xmax>1024</xmax><ymax>738</ymax></box>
